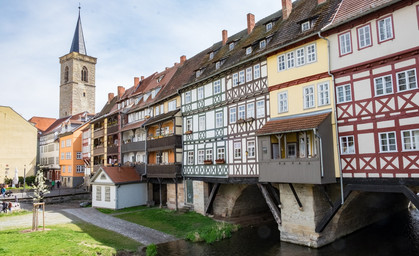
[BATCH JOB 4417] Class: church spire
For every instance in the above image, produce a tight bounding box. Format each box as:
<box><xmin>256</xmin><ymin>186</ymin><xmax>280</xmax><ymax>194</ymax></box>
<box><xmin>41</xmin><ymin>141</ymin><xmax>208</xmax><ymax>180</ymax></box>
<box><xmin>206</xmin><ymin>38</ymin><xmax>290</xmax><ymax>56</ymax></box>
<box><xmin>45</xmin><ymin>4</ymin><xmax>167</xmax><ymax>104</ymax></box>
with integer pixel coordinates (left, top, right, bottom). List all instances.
<box><xmin>69</xmin><ymin>5</ymin><xmax>87</xmax><ymax>55</ymax></box>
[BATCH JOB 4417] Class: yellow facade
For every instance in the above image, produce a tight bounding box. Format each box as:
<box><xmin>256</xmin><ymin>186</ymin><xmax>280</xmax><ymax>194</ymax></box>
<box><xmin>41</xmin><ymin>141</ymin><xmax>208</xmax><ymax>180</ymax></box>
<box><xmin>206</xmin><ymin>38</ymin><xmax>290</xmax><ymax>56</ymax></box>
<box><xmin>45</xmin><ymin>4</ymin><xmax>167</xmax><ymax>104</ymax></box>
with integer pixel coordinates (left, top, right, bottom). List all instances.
<box><xmin>0</xmin><ymin>107</ymin><xmax>37</xmax><ymax>183</ymax></box>
<box><xmin>266</xmin><ymin>39</ymin><xmax>340</xmax><ymax>177</ymax></box>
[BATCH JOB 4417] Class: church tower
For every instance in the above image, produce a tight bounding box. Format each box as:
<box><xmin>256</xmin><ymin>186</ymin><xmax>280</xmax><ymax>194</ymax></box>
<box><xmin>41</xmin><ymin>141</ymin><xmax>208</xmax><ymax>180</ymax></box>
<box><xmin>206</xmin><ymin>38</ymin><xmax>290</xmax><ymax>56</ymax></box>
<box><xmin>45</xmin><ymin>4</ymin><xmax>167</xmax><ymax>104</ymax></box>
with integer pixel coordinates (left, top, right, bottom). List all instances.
<box><xmin>59</xmin><ymin>8</ymin><xmax>96</xmax><ymax>118</ymax></box>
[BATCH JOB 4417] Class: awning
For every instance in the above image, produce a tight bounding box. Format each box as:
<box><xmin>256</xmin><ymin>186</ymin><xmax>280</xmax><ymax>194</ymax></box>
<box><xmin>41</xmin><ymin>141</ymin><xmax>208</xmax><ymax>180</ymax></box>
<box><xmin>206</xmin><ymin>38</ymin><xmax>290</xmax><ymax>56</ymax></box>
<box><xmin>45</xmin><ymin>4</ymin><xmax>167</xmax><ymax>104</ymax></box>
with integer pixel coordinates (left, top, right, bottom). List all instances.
<box><xmin>257</xmin><ymin>112</ymin><xmax>331</xmax><ymax>136</ymax></box>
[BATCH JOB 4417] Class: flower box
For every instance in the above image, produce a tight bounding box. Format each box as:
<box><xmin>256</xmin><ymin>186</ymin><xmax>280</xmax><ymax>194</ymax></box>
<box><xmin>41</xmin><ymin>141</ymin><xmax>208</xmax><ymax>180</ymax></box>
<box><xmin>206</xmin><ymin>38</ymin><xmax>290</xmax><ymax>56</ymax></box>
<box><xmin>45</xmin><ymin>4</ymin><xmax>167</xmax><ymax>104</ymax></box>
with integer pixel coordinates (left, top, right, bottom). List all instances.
<box><xmin>145</xmin><ymin>115</ymin><xmax>151</xmax><ymax>119</ymax></box>
<box><xmin>246</xmin><ymin>117</ymin><xmax>255</xmax><ymax>122</ymax></box>
<box><xmin>185</xmin><ymin>130</ymin><xmax>193</xmax><ymax>135</ymax></box>
<box><xmin>215</xmin><ymin>159</ymin><xmax>225</xmax><ymax>164</ymax></box>
<box><xmin>204</xmin><ymin>160</ymin><xmax>213</xmax><ymax>165</ymax></box>
<box><xmin>236</xmin><ymin>119</ymin><xmax>245</xmax><ymax>124</ymax></box>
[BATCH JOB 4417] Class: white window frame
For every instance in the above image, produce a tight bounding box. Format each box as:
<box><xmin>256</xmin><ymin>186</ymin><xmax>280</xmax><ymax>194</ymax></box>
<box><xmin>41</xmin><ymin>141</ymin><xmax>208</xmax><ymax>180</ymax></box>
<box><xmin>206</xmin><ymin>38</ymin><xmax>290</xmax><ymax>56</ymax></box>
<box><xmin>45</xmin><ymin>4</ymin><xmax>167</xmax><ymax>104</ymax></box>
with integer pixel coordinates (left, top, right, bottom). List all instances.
<box><xmin>233</xmin><ymin>73</ymin><xmax>239</xmax><ymax>86</ymax></box>
<box><xmin>168</xmin><ymin>99</ymin><xmax>177</xmax><ymax>111</ymax></box>
<box><xmin>397</xmin><ymin>69</ymin><xmax>417</xmax><ymax>92</ymax></box>
<box><xmin>379</xmin><ymin>132</ymin><xmax>397</xmax><ymax>152</ymax></box>
<box><xmin>259</xmin><ymin>40</ymin><xmax>266</xmax><ymax>49</ymax></box>
<box><xmin>247</xmin><ymin>102</ymin><xmax>255</xmax><ymax>119</ymax></box>
<box><xmin>66</xmin><ymin>152</ymin><xmax>71</xmax><ymax>160</ymax></box>
<box><xmin>217</xmin><ymin>148</ymin><xmax>225</xmax><ymax>160</ymax></box>
<box><xmin>185</xmin><ymin>91</ymin><xmax>191</xmax><ymax>104</ymax></box>
<box><xmin>339</xmin><ymin>31</ymin><xmax>352</xmax><ymax>56</ymax></box>
<box><xmin>238</xmin><ymin>105</ymin><xmax>246</xmax><ymax>120</ymax></box>
<box><xmin>340</xmin><ymin>136</ymin><xmax>355</xmax><ymax>154</ymax></box>
<box><xmin>209</xmin><ymin>51</ymin><xmax>214</xmax><ymax>60</ymax></box>
<box><xmin>215</xmin><ymin>61</ymin><xmax>221</xmax><ymax>70</ymax></box>
<box><xmin>230</xmin><ymin>107</ymin><xmax>237</xmax><ymax>123</ymax></box>
<box><xmin>214</xmin><ymin>80</ymin><xmax>221</xmax><ymax>94</ymax></box>
<box><xmin>234</xmin><ymin>142</ymin><xmax>241</xmax><ymax>159</ymax></box>
<box><xmin>198</xmin><ymin>115</ymin><xmax>206</xmax><ymax>131</ymax></box>
<box><xmin>278</xmin><ymin>54</ymin><xmax>286</xmax><ymax>71</ymax></box>
<box><xmin>301</xmin><ymin>21</ymin><xmax>310</xmax><ymax>32</ymax></box>
<box><xmin>96</xmin><ymin>186</ymin><xmax>102</xmax><ymax>201</ymax></box>
<box><xmin>186</xmin><ymin>118</ymin><xmax>192</xmax><ymax>132</ymax></box>
<box><xmin>198</xmin><ymin>87</ymin><xmax>204</xmax><ymax>100</ymax></box>
<box><xmin>278</xmin><ymin>91</ymin><xmax>288</xmax><ymax>113</ymax></box>
<box><xmin>303</xmin><ymin>85</ymin><xmax>315</xmax><ymax>109</ymax></box>
<box><xmin>401</xmin><ymin>129</ymin><xmax>419</xmax><ymax>151</ymax></box>
<box><xmin>76</xmin><ymin>152</ymin><xmax>82</xmax><ymax>160</ymax></box>
<box><xmin>246</xmin><ymin>46</ymin><xmax>252</xmax><ymax>55</ymax></box>
<box><xmin>317</xmin><ymin>82</ymin><xmax>330</xmax><ymax>106</ymax></box>
<box><xmin>198</xmin><ymin>150</ymin><xmax>205</xmax><ymax>164</ymax></box>
<box><xmin>256</xmin><ymin>100</ymin><xmax>265</xmax><ymax>118</ymax></box>
<box><xmin>206</xmin><ymin>149</ymin><xmax>213</xmax><ymax>161</ymax></box>
<box><xmin>336</xmin><ymin>84</ymin><xmax>352</xmax><ymax>103</ymax></box>
<box><xmin>374</xmin><ymin>75</ymin><xmax>393</xmax><ymax>96</ymax></box>
<box><xmin>229</xmin><ymin>42</ymin><xmax>235</xmax><ymax>51</ymax></box>
<box><xmin>357</xmin><ymin>24</ymin><xmax>372</xmax><ymax>49</ymax></box>
<box><xmin>66</xmin><ymin>139</ymin><xmax>71</xmax><ymax>147</ymax></box>
<box><xmin>286</xmin><ymin>52</ymin><xmax>295</xmax><ymax>69</ymax></box>
<box><xmin>216</xmin><ymin>111</ymin><xmax>223</xmax><ymax>128</ymax></box>
<box><xmin>247</xmin><ymin>141</ymin><xmax>255</xmax><ymax>158</ymax></box>
<box><xmin>105</xmin><ymin>186</ymin><xmax>110</xmax><ymax>202</ymax></box>
<box><xmin>254</xmin><ymin>64</ymin><xmax>261</xmax><ymax>79</ymax></box>
<box><xmin>76</xmin><ymin>165</ymin><xmax>84</xmax><ymax>173</ymax></box>
<box><xmin>239</xmin><ymin>70</ymin><xmax>245</xmax><ymax>84</ymax></box>
<box><xmin>296</xmin><ymin>47</ymin><xmax>305</xmax><ymax>66</ymax></box>
<box><xmin>187</xmin><ymin>151</ymin><xmax>194</xmax><ymax>165</ymax></box>
<box><xmin>377</xmin><ymin>16</ymin><xmax>394</xmax><ymax>43</ymax></box>
<box><xmin>61</xmin><ymin>140</ymin><xmax>65</xmax><ymax>148</ymax></box>
<box><xmin>246</xmin><ymin>67</ymin><xmax>252</xmax><ymax>82</ymax></box>
<box><xmin>306</xmin><ymin>44</ymin><xmax>316</xmax><ymax>63</ymax></box>
<box><xmin>266</xmin><ymin>22</ymin><xmax>273</xmax><ymax>32</ymax></box>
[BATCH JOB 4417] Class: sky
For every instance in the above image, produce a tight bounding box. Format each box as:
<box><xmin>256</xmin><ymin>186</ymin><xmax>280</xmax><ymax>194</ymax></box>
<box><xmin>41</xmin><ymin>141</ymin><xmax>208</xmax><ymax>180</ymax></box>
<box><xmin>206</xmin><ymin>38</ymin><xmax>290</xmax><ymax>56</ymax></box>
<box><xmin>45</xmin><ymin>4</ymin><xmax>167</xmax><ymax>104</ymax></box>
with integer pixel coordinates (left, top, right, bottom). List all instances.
<box><xmin>0</xmin><ymin>0</ymin><xmax>284</xmax><ymax>120</ymax></box>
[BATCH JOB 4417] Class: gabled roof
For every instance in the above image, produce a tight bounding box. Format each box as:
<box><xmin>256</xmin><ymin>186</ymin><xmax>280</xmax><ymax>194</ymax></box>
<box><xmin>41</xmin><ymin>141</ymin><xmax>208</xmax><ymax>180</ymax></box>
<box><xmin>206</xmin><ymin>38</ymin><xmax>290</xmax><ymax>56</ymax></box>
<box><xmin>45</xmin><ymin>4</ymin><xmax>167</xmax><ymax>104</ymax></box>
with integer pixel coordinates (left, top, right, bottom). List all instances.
<box><xmin>70</xmin><ymin>9</ymin><xmax>87</xmax><ymax>55</ymax></box>
<box><xmin>143</xmin><ymin>109</ymin><xmax>180</xmax><ymax>127</ymax></box>
<box><xmin>257</xmin><ymin>112</ymin><xmax>331</xmax><ymax>136</ymax></box>
<box><xmin>28</xmin><ymin>116</ymin><xmax>56</xmax><ymax>132</ymax></box>
<box><xmin>92</xmin><ymin>166</ymin><xmax>142</xmax><ymax>185</ymax></box>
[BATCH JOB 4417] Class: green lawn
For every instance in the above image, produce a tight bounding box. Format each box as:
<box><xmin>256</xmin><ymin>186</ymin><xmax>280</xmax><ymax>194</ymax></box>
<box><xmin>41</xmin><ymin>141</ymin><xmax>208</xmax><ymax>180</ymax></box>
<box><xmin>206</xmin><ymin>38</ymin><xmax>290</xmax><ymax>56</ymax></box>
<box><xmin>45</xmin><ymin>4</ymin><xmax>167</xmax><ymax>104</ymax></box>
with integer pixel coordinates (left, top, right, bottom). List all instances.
<box><xmin>0</xmin><ymin>223</ymin><xmax>142</xmax><ymax>255</ymax></box>
<box><xmin>0</xmin><ymin>210</ymin><xmax>31</xmax><ymax>218</ymax></box>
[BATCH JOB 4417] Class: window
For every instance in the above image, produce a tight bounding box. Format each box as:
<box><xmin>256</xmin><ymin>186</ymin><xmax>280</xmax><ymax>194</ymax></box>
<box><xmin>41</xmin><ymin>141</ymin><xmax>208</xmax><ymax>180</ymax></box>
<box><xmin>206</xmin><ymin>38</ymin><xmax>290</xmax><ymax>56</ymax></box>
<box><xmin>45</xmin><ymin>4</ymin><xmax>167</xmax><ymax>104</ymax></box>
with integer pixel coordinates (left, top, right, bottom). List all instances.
<box><xmin>379</xmin><ymin>132</ymin><xmax>397</xmax><ymax>152</ymax></box>
<box><xmin>217</xmin><ymin>148</ymin><xmax>225</xmax><ymax>160</ymax></box>
<box><xmin>64</xmin><ymin>66</ymin><xmax>69</xmax><ymax>83</ymax></box>
<box><xmin>377</xmin><ymin>16</ymin><xmax>394</xmax><ymax>43</ymax></box>
<box><xmin>230</xmin><ymin>107</ymin><xmax>237</xmax><ymax>123</ymax></box>
<box><xmin>266</xmin><ymin>22</ymin><xmax>273</xmax><ymax>32</ymax></box>
<box><xmin>256</xmin><ymin>101</ymin><xmax>265</xmax><ymax>118</ymax></box>
<box><xmin>239</xmin><ymin>70</ymin><xmax>245</xmax><ymax>84</ymax></box>
<box><xmin>233</xmin><ymin>73</ymin><xmax>239</xmax><ymax>86</ymax></box>
<box><xmin>247</xmin><ymin>103</ymin><xmax>255</xmax><ymax>119</ymax></box>
<box><xmin>339</xmin><ymin>32</ymin><xmax>352</xmax><ymax>56</ymax></box>
<box><xmin>168</xmin><ymin>99</ymin><xmax>177</xmax><ymax>111</ymax></box>
<box><xmin>340</xmin><ymin>136</ymin><xmax>355</xmax><ymax>154</ymax></box>
<box><xmin>187</xmin><ymin>151</ymin><xmax>194</xmax><ymax>165</ymax></box>
<box><xmin>286</xmin><ymin>52</ymin><xmax>295</xmax><ymax>68</ymax></box>
<box><xmin>402</xmin><ymin>129</ymin><xmax>419</xmax><ymax>151</ymax></box>
<box><xmin>374</xmin><ymin>75</ymin><xmax>393</xmax><ymax>96</ymax></box>
<box><xmin>76</xmin><ymin>152</ymin><xmax>82</xmax><ymax>160</ymax></box>
<box><xmin>105</xmin><ymin>186</ymin><xmax>110</xmax><ymax>202</ymax></box>
<box><xmin>246</xmin><ymin>67</ymin><xmax>252</xmax><ymax>82</ymax></box>
<box><xmin>397</xmin><ymin>69</ymin><xmax>417</xmax><ymax>91</ymax></box>
<box><xmin>61</xmin><ymin>140</ymin><xmax>65</xmax><ymax>148</ymax></box>
<box><xmin>61</xmin><ymin>152</ymin><xmax>64</xmax><ymax>160</ymax></box>
<box><xmin>229</xmin><ymin>42</ymin><xmax>235</xmax><ymax>51</ymax></box>
<box><xmin>238</xmin><ymin>105</ymin><xmax>246</xmax><ymax>120</ymax></box>
<box><xmin>278</xmin><ymin>91</ymin><xmax>288</xmax><ymax>113</ymax></box>
<box><xmin>66</xmin><ymin>152</ymin><xmax>71</xmax><ymax>160</ymax></box>
<box><xmin>206</xmin><ymin>149</ymin><xmax>213</xmax><ymax>161</ymax></box>
<box><xmin>186</xmin><ymin>118</ymin><xmax>192</xmax><ymax>131</ymax></box>
<box><xmin>234</xmin><ymin>142</ymin><xmax>241</xmax><ymax>159</ymax></box>
<box><xmin>76</xmin><ymin>165</ymin><xmax>84</xmax><ymax>173</ymax></box>
<box><xmin>246</xmin><ymin>47</ymin><xmax>252</xmax><ymax>55</ymax></box>
<box><xmin>68</xmin><ymin>166</ymin><xmax>72</xmax><ymax>173</ymax></box>
<box><xmin>303</xmin><ymin>86</ymin><xmax>315</xmax><ymax>109</ymax></box>
<box><xmin>198</xmin><ymin>150</ymin><xmax>205</xmax><ymax>164</ymax></box>
<box><xmin>259</xmin><ymin>40</ymin><xmax>266</xmax><ymax>49</ymax></box>
<box><xmin>296</xmin><ymin>48</ymin><xmax>305</xmax><ymax>66</ymax></box>
<box><xmin>254</xmin><ymin>64</ymin><xmax>260</xmax><ymax>79</ymax></box>
<box><xmin>196</xmin><ymin>70</ymin><xmax>202</xmax><ymax>78</ymax></box>
<box><xmin>96</xmin><ymin>186</ymin><xmax>101</xmax><ymax>201</ymax></box>
<box><xmin>336</xmin><ymin>84</ymin><xmax>352</xmax><ymax>103</ymax></box>
<box><xmin>155</xmin><ymin>106</ymin><xmax>160</xmax><ymax>116</ymax></box>
<box><xmin>198</xmin><ymin>87</ymin><xmax>204</xmax><ymax>100</ymax></box>
<box><xmin>209</xmin><ymin>52</ymin><xmax>214</xmax><ymax>60</ymax></box>
<box><xmin>214</xmin><ymin>80</ymin><xmax>221</xmax><ymax>94</ymax></box>
<box><xmin>215</xmin><ymin>61</ymin><xmax>221</xmax><ymax>70</ymax></box>
<box><xmin>199</xmin><ymin>115</ymin><xmax>206</xmax><ymax>131</ymax></box>
<box><xmin>278</xmin><ymin>55</ymin><xmax>286</xmax><ymax>71</ymax></box>
<box><xmin>247</xmin><ymin>141</ymin><xmax>255</xmax><ymax>157</ymax></box>
<box><xmin>287</xmin><ymin>143</ymin><xmax>296</xmax><ymax>158</ymax></box>
<box><xmin>306</xmin><ymin>44</ymin><xmax>316</xmax><ymax>63</ymax></box>
<box><xmin>81</xmin><ymin>66</ymin><xmax>88</xmax><ymax>82</ymax></box>
<box><xmin>318</xmin><ymin>82</ymin><xmax>330</xmax><ymax>106</ymax></box>
<box><xmin>216</xmin><ymin>111</ymin><xmax>223</xmax><ymax>128</ymax></box>
<box><xmin>301</xmin><ymin>21</ymin><xmax>310</xmax><ymax>32</ymax></box>
<box><xmin>357</xmin><ymin>24</ymin><xmax>372</xmax><ymax>49</ymax></box>
<box><xmin>185</xmin><ymin>91</ymin><xmax>191</xmax><ymax>103</ymax></box>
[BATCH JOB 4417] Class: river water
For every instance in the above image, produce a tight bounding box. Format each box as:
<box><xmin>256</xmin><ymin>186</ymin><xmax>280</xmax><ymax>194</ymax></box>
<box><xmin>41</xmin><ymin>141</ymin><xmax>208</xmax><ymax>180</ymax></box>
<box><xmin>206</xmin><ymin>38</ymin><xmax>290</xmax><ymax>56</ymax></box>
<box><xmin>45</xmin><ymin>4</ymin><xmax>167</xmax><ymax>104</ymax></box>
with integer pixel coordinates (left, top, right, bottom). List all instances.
<box><xmin>156</xmin><ymin>209</ymin><xmax>419</xmax><ymax>256</ymax></box>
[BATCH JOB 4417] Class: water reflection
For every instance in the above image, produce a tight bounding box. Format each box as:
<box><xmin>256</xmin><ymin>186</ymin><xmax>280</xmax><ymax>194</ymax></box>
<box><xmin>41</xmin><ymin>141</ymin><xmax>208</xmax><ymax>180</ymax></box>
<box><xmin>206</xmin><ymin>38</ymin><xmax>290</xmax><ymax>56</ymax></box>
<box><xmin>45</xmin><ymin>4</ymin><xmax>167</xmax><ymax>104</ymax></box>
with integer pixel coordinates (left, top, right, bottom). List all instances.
<box><xmin>157</xmin><ymin>209</ymin><xmax>419</xmax><ymax>256</ymax></box>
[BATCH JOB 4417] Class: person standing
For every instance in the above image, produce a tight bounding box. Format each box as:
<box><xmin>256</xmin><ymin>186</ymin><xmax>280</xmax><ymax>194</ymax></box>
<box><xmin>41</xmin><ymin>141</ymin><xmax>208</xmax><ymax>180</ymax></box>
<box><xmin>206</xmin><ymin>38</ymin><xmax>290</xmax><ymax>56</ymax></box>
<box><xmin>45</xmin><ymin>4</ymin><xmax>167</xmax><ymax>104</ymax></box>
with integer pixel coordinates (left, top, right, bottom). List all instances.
<box><xmin>51</xmin><ymin>180</ymin><xmax>55</xmax><ymax>190</ymax></box>
<box><xmin>1</xmin><ymin>186</ymin><xmax>5</xmax><ymax>198</ymax></box>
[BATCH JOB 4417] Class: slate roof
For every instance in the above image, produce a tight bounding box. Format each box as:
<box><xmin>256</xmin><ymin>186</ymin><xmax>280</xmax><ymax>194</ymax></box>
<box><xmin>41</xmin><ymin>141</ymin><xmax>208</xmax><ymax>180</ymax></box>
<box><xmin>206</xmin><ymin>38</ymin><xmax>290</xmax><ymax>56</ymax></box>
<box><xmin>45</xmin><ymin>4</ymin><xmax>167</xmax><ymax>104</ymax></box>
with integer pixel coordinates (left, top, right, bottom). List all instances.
<box><xmin>98</xmin><ymin>166</ymin><xmax>142</xmax><ymax>185</ymax></box>
<box><xmin>256</xmin><ymin>112</ymin><xmax>331</xmax><ymax>135</ymax></box>
<box><xmin>28</xmin><ymin>116</ymin><xmax>56</xmax><ymax>132</ymax></box>
<box><xmin>70</xmin><ymin>10</ymin><xmax>87</xmax><ymax>55</ymax></box>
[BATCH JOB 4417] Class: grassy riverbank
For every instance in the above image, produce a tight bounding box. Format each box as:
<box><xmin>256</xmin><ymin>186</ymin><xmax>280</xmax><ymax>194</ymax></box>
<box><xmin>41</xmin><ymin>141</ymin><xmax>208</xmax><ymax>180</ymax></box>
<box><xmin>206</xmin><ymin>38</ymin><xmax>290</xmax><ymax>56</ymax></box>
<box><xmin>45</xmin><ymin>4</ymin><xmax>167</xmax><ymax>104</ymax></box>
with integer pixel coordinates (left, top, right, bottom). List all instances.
<box><xmin>0</xmin><ymin>223</ymin><xmax>141</xmax><ymax>255</ymax></box>
<box><xmin>106</xmin><ymin>207</ymin><xmax>239</xmax><ymax>243</ymax></box>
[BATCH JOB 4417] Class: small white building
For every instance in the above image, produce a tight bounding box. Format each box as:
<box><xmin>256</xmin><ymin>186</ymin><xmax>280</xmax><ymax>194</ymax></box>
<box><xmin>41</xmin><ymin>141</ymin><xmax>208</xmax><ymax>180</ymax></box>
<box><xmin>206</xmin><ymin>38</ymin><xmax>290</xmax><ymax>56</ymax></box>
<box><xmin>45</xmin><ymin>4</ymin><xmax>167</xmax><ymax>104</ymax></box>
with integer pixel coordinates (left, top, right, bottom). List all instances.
<box><xmin>90</xmin><ymin>166</ymin><xmax>147</xmax><ymax>209</ymax></box>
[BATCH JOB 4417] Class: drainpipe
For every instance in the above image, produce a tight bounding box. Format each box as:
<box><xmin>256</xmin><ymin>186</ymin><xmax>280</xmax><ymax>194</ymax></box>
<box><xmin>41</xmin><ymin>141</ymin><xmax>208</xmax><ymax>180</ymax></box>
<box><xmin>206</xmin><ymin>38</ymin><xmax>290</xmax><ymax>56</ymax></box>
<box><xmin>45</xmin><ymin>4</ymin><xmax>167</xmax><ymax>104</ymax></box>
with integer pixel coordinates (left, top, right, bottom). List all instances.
<box><xmin>318</xmin><ymin>31</ymin><xmax>345</xmax><ymax>205</ymax></box>
<box><xmin>313</xmin><ymin>128</ymin><xmax>324</xmax><ymax>178</ymax></box>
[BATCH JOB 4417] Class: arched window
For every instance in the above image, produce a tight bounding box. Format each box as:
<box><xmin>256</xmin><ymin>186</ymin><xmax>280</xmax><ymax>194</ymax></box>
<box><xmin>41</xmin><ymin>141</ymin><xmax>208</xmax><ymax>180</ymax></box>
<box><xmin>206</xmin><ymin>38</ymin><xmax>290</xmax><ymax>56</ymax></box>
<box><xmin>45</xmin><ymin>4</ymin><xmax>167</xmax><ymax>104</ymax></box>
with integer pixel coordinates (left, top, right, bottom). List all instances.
<box><xmin>64</xmin><ymin>66</ymin><xmax>69</xmax><ymax>82</ymax></box>
<box><xmin>81</xmin><ymin>66</ymin><xmax>88</xmax><ymax>82</ymax></box>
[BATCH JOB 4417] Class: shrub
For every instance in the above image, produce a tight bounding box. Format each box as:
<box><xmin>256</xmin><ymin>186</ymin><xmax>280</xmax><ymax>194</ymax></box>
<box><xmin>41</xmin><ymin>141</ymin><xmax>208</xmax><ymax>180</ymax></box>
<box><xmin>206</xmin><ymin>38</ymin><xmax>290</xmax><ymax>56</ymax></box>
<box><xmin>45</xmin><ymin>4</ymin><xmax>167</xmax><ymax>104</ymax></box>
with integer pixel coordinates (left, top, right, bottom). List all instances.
<box><xmin>4</xmin><ymin>178</ymin><xmax>13</xmax><ymax>186</ymax></box>
<box><xmin>186</xmin><ymin>222</ymin><xmax>239</xmax><ymax>244</ymax></box>
<box><xmin>146</xmin><ymin>243</ymin><xmax>157</xmax><ymax>256</ymax></box>
<box><xmin>25</xmin><ymin>176</ymin><xmax>36</xmax><ymax>186</ymax></box>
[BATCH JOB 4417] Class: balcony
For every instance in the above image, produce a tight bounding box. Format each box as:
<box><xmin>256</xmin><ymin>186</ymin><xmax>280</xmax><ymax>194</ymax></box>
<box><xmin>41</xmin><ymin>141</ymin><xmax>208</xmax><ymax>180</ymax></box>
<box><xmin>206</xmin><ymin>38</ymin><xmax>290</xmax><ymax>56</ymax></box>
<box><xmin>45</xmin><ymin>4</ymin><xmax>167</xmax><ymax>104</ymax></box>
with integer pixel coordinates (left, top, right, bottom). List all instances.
<box><xmin>121</xmin><ymin>141</ymin><xmax>146</xmax><ymax>153</ymax></box>
<box><xmin>146</xmin><ymin>163</ymin><xmax>182</xmax><ymax>178</ymax></box>
<box><xmin>93</xmin><ymin>128</ymin><xmax>104</xmax><ymax>139</ymax></box>
<box><xmin>107</xmin><ymin>145</ymin><xmax>119</xmax><ymax>154</ymax></box>
<box><xmin>147</xmin><ymin>135</ymin><xmax>182</xmax><ymax>152</ymax></box>
<box><xmin>107</xmin><ymin>124</ymin><xmax>119</xmax><ymax>134</ymax></box>
<box><xmin>93</xmin><ymin>146</ymin><xmax>104</xmax><ymax>156</ymax></box>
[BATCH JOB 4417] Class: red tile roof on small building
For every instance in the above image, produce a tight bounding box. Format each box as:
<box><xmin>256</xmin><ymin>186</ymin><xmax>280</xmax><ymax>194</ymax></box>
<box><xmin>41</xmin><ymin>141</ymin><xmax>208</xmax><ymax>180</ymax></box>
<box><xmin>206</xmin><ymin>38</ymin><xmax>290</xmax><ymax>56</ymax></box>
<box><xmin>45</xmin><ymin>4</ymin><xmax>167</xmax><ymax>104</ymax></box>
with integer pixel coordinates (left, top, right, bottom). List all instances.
<box><xmin>28</xmin><ymin>116</ymin><xmax>57</xmax><ymax>132</ymax></box>
<box><xmin>257</xmin><ymin>112</ymin><xmax>331</xmax><ymax>135</ymax></box>
<box><xmin>100</xmin><ymin>166</ymin><xmax>142</xmax><ymax>185</ymax></box>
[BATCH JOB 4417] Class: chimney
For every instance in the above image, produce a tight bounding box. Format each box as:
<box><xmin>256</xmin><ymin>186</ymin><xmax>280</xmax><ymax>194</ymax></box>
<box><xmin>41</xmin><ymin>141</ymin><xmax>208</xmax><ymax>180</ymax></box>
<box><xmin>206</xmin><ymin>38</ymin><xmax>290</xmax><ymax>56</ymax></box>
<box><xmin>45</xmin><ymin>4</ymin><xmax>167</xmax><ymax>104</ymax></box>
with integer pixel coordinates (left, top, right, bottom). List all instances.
<box><xmin>108</xmin><ymin>93</ymin><xmax>114</xmax><ymax>103</ymax></box>
<box><xmin>180</xmin><ymin>55</ymin><xmax>186</xmax><ymax>64</ymax></box>
<box><xmin>282</xmin><ymin>0</ymin><xmax>292</xmax><ymax>20</ymax></box>
<box><xmin>117</xmin><ymin>86</ymin><xmax>125</xmax><ymax>98</ymax></box>
<box><xmin>222</xmin><ymin>30</ymin><xmax>228</xmax><ymax>45</ymax></box>
<box><xmin>318</xmin><ymin>0</ymin><xmax>326</xmax><ymax>4</ymax></box>
<box><xmin>134</xmin><ymin>77</ymin><xmax>139</xmax><ymax>86</ymax></box>
<box><xmin>141</xmin><ymin>76</ymin><xmax>145</xmax><ymax>81</ymax></box>
<box><xmin>247</xmin><ymin>13</ymin><xmax>255</xmax><ymax>34</ymax></box>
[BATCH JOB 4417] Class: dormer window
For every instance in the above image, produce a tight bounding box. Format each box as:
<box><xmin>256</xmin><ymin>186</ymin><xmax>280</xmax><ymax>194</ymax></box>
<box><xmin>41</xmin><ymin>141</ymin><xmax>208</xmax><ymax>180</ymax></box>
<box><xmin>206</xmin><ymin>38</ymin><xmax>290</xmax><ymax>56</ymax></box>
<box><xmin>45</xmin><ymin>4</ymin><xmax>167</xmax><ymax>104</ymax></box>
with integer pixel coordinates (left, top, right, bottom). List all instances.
<box><xmin>209</xmin><ymin>52</ymin><xmax>214</xmax><ymax>60</ymax></box>
<box><xmin>229</xmin><ymin>42</ymin><xmax>235</xmax><ymax>51</ymax></box>
<box><xmin>259</xmin><ymin>40</ymin><xmax>266</xmax><ymax>49</ymax></box>
<box><xmin>301</xmin><ymin>21</ymin><xmax>310</xmax><ymax>32</ymax></box>
<box><xmin>246</xmin><ymin>46</ymin><xmax>252</xmax><ymax>55</ymax></box>
<box><xmin>157</xmin><ymin>75</ymin><xmax>164</xmax><ymax>83</ymax></box>
<box><xmin>216</xmin><ymin>61</ymin><xmax>221</xmax><ymax>70</ymax></box>
<box><xmin>266</xmin><ymin>22</ymin><xmax>273</xmax><ymax>32</ymax></box>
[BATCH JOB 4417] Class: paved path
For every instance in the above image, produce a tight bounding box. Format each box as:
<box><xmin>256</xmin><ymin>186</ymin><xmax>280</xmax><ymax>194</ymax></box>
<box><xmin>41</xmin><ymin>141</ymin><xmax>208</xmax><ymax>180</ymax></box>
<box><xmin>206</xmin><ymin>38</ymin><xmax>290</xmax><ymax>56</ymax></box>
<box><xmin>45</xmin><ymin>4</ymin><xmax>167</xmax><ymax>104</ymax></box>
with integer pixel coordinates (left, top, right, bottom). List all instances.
<box><xmin>0</xmin><ymin>211</ymin><xmax>74</xmax><ymax>231</ymax></box>
<box><xmin>63</xmin><ymin>207</ymin><xmax>178</xmax><ymax>245</ymax></box>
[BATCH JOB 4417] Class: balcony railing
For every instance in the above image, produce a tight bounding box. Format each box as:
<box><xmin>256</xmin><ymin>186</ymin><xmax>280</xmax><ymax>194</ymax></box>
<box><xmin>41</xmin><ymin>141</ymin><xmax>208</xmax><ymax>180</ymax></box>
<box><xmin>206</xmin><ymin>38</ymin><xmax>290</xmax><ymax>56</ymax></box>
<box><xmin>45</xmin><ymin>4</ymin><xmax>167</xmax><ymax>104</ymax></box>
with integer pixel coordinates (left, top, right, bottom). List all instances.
<box><xmin>107</xmin><ymin>145</ymin><xmax>119</xmax><ymax>154</ymax></box>
<box><xmin>93</xmin><ymin>128</ymin><xmax>104</xmax><ymax>139</ymax></box>
<box><xmin>147</xmin><ymin>135</ymin><xmax>182</xmax><ymax>152</ymax></box>
<box><xmin>93</xmin><ymin>146</ymin><xmax>104</xmax><ymax>156</ymax></box>
<box><xmin>121</xmin><ymin>141</ymin><xmax>146</xmax><ymax>153</ymax></box>
<box><xmin>146</xmin><ymin>163</ymin><xmax>182</xmax><ymax>178</ymax></box>
<box><xmin>107</xmin><ymin>124</ymin><xmax>119</xmax><ymax>134</ymax></box>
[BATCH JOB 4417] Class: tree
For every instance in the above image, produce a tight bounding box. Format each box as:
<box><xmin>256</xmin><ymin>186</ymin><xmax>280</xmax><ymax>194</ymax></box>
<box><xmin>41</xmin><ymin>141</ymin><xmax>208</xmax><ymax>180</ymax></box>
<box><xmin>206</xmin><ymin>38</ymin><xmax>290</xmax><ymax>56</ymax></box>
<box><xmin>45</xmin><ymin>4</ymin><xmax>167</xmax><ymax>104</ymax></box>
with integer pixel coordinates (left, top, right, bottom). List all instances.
<box><xmin>33</xmin><ymin>168</ymin><xmax>50</xmax><ymax>202</ymax></box>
